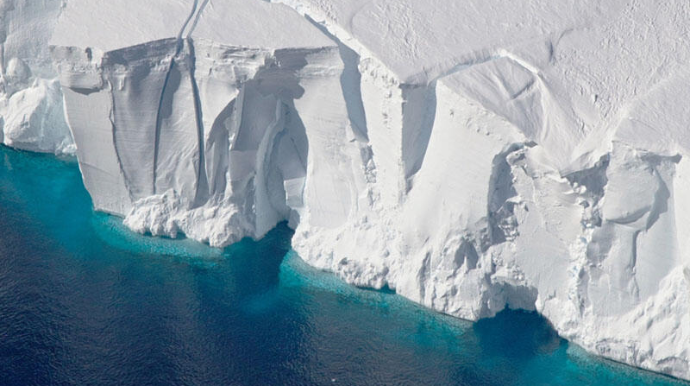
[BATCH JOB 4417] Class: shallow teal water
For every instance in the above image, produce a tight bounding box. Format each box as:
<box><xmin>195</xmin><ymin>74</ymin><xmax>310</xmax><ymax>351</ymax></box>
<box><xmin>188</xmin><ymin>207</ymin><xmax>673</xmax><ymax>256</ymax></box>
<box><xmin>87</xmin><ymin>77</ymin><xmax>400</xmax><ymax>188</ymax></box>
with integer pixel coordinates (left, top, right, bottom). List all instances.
<box><xmin>0</xmin><ymin>145</ymin><xmax>686</xmax><ymax>386</ymax></box>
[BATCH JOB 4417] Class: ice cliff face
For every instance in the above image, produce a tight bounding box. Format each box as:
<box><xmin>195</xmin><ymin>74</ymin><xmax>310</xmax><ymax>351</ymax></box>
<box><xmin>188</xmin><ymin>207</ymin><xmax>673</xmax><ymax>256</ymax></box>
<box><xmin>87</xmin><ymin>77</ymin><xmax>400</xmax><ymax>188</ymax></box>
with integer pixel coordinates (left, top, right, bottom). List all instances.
<box><xmin>0</xmin><ymin>0</ymin><xmax>72</xmax><ymax>153</ymax></box>
<box><xmin>2</xmin><ymin>0</ymin><xmax>687</xmax><ymax>380</ymax></box>
<box><xmin>50</xmin><ymin>0</ymin><xmax>343</xmax><ymax>239</ymax></box>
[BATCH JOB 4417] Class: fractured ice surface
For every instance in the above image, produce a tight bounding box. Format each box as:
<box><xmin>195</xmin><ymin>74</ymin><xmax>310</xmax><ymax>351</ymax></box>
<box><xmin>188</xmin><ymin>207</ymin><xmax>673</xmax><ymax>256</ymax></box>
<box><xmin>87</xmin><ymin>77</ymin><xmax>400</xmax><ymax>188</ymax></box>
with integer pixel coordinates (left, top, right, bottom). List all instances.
<box><xmin>6</xmin><ymin>0</ymin><xmax>690</xmax><ymax>379</ymax></box>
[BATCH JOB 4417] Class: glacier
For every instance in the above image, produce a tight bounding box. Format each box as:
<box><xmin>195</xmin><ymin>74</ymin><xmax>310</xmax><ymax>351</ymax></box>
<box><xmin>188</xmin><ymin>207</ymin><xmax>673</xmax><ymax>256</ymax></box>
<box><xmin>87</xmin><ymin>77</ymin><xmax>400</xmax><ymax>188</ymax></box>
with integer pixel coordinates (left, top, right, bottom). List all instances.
<box><xmin>0</xmin><ymin>0</ymin><xmax>688</xmax><ymax>380</ymax></box>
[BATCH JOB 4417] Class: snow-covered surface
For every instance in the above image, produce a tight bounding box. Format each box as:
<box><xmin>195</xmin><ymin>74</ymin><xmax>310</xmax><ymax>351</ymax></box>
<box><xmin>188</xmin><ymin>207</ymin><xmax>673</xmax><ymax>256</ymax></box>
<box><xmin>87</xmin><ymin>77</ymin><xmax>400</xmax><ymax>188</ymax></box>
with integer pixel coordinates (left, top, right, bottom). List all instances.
<box><xmin>0</xmin><ymin>0</ymin><xmax>685</xmax><ymax>380</ymax></box>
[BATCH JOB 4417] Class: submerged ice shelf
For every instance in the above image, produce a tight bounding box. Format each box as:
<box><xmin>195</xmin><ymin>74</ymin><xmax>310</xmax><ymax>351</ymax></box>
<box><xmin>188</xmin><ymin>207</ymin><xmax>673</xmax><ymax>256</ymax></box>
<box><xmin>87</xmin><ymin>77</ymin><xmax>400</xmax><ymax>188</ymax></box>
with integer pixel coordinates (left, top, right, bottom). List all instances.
<box><xmin>0</xmin><ymin>0</ymin><xmax>689</xmax><ymax>380</ymax></box>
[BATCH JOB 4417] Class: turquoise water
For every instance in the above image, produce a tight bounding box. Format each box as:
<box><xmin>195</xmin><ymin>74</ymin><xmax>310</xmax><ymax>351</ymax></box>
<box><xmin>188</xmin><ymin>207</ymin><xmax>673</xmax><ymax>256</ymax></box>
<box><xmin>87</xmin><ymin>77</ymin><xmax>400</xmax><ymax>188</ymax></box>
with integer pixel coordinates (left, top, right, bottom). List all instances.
<box><xmin>0</xmin><ymin>145</ymin><xmax>686</xmax><ymax>386</ymax></box>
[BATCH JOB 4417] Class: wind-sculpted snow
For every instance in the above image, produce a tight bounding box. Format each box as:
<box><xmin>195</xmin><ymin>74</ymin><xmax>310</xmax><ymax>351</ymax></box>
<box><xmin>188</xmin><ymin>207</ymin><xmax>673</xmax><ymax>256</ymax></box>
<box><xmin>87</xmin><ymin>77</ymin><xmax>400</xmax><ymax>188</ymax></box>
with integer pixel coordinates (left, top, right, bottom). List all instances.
<box><xmin>0</xmin><ymin>0</ymin><xmax>682</xmax><ymax>380</ymax></box>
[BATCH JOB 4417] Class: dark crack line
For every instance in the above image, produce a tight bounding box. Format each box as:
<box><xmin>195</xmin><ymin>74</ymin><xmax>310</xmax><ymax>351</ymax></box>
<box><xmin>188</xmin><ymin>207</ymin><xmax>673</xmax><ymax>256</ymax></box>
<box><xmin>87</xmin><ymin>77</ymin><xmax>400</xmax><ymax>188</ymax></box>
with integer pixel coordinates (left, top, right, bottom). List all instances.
<box><xmin>152</xmin><ymin>57</ymin><xmax>176</xmax><ymax>195</ymax></box>
<box><xmin>108</xmin><ymin>80</ymin><xmax>135</xmax><ymax>203</ymax></box>
<box><xmin>188</xmin><ymin>39</ymin><xmax>210</xmax><ymax>207</ymax></box>
<box><xmin>188</xmin><ymin>0</ymin><xmax>211</xmax><ymax>37</ymax></box>
<box><xmin>153</xmin><ymin>0</ymin><xmax>207</xmax><ymax>195</ymax></box>
<box><xmin>177</xmin><ymin>0</ymin><xmax>199</xmax><ymax>44</ymax></box>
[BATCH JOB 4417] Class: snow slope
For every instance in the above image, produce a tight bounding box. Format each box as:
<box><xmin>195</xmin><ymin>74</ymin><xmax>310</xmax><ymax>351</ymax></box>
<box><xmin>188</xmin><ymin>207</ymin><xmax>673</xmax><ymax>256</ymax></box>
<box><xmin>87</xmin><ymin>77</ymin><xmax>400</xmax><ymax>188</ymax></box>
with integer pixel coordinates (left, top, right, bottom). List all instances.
<box><xmin>5</xmin><ymin>0</ymin><xmax>686</xmax><ymax>379</ymax></box>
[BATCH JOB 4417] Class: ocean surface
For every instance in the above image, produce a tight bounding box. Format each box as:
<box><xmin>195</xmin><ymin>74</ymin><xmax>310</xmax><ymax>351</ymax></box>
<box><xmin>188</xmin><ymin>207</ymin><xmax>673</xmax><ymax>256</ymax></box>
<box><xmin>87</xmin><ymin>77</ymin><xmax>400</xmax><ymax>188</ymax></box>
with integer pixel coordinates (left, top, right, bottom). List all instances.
<box><xmin>0</xmin><ymin>145</ymin><xmax>686</xmax><ymax>386</ymax></box>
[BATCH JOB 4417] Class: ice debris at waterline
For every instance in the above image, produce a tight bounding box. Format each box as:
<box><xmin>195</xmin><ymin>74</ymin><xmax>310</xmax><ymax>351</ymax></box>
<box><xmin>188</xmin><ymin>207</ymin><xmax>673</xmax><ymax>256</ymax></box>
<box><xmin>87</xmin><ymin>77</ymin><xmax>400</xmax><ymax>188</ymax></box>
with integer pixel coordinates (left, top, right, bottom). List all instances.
<box><xmin>0</xmin><ymin>0</ymin><xmax>689</xmax><ymax>379</ymax></box>
<box><xmin>0</xmin><ymin>145</ymin><xmax>687</xmax><ymax>385</ymax></box>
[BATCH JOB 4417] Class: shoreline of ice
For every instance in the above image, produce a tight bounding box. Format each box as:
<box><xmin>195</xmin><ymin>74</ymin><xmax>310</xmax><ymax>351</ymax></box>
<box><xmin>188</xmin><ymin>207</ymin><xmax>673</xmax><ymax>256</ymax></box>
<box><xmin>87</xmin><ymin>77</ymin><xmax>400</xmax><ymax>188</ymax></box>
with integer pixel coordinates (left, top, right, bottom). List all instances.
<box><xmin>0</xmin><ymin>0</ymin><xmax>688</xmax><ymax>380</ymax></box>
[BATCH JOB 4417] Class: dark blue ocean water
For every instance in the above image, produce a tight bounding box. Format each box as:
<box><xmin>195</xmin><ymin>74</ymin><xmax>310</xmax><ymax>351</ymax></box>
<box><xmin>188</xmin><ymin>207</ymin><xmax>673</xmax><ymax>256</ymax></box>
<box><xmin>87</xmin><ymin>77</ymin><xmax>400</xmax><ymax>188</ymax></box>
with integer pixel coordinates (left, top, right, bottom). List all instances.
<box><xmin>0</xmin><ymin>146</ymin><xmax>686</xmax><ymax>386</ymax></box>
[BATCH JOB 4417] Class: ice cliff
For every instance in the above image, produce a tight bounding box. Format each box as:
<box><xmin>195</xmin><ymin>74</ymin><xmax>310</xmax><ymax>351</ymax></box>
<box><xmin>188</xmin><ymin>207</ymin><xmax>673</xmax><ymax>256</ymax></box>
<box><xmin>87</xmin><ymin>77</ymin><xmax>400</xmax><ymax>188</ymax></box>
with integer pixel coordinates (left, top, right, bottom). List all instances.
<box><xmin>2</xmin><ymin>0</ymin><xmax>689</xmax><ymax>380</ymax></box>
<box><xmin>0</xmin><ymin>0</ymin><xmax>72</xmax><ymax>153</ymax></box>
